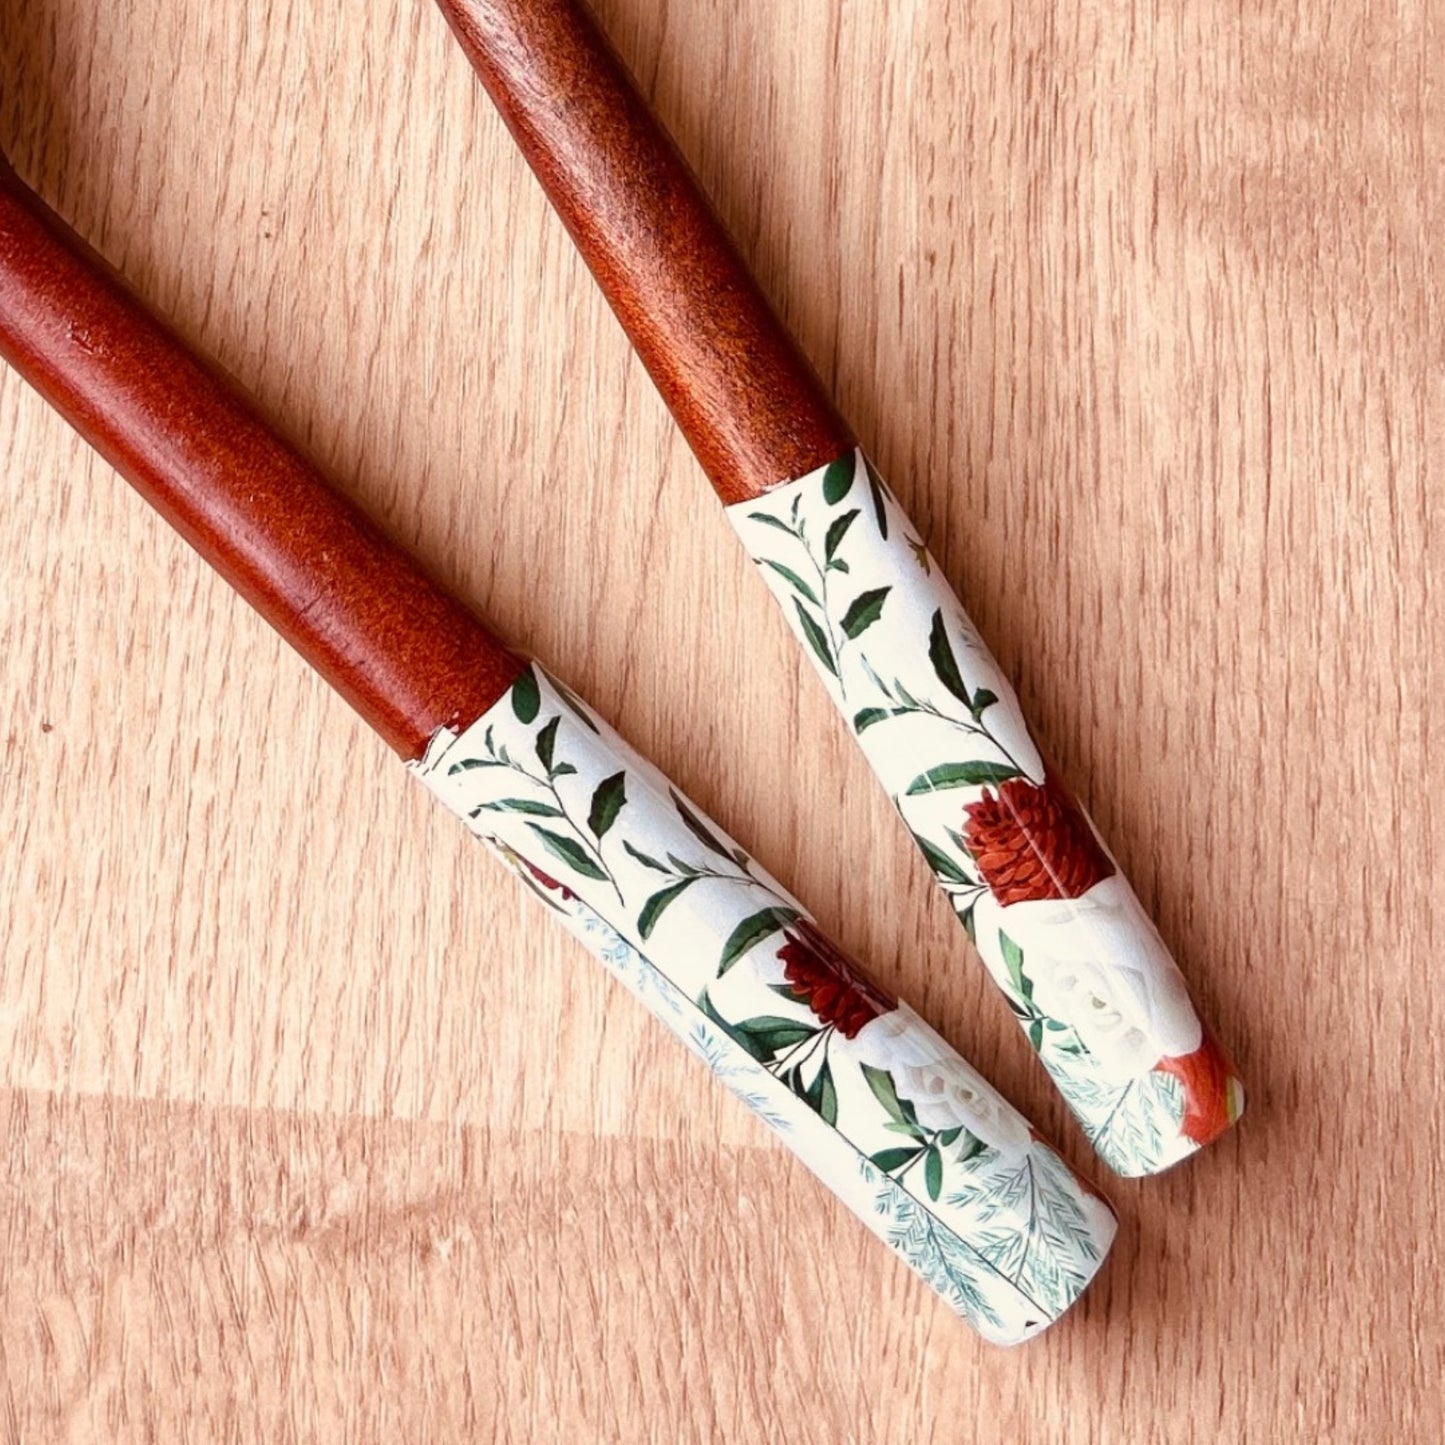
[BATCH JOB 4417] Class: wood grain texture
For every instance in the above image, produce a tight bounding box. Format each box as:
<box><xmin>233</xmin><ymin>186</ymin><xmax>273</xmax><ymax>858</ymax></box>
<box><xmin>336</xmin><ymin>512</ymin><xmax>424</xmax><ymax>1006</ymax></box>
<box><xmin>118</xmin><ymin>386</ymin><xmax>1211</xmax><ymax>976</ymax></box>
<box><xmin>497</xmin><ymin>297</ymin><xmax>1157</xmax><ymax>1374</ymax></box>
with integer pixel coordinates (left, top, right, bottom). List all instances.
<box><xmin>434</xmin><ymin>0</ymin><xmax>856</xmax><ymax>504</ymax></box>
<box><xmin>0</xmin><ymin>0</ymin><xmax>1439</xmax><ymax>1439</ymax></box>
<box><xmin>0</xmin><ymin>162</ymin><xmax>526</xmax><ymax>759</ymax></box>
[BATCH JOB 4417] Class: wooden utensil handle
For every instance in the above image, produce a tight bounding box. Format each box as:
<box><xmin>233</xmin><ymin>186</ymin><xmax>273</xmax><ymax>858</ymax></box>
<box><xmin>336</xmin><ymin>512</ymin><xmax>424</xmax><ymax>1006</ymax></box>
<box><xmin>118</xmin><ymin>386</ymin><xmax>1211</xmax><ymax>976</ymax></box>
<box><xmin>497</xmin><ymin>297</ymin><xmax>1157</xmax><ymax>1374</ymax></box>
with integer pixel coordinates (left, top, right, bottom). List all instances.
<box><xmin>0</xmin><ymin>154</ymin><xmax>1116</xmax><ymax>1342</ymax></box>
<box><xmin>413</xmin><ymin>659</ymin><xmax>1117</xmax><ymax>1344</ymax></box>
<box><xmin>0</xmin><ymin>155</ymin><xmax>524</xmax><ymax>758</ymax></box>
<box><xmin>434</xmin><ymin>0</ymin><xmax>1244</xmax><ymax>1176</ymax></box>
<box><xmin>434</xmin><ymin>0</ymin><xmax>854</xmax><ymax>503</ymax></box>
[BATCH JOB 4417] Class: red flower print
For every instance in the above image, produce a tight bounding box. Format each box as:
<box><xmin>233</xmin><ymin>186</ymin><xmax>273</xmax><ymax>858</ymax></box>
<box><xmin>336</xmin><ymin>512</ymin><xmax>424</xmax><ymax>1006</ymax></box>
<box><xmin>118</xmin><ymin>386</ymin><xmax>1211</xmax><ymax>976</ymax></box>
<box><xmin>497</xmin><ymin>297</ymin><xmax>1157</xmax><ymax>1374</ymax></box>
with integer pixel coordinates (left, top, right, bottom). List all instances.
<box><xmin>962</xmin><ymin>767</ymin><xmax>1115</xmax><ymax>906</ymax></box>
<box><xmin>1156</xmin><ymin>1031</ymin><xmax>1242</xmax><ymax>1145</ymax></box>
<box><xmin>523</xmin><ymin>860</ymin><xmax>575</xmax><ymax>902</ymax></box>
<box><xmin>777</xmin><ymin>920</ymin><xmax>897</xmax><ymax>1039</ymax></box>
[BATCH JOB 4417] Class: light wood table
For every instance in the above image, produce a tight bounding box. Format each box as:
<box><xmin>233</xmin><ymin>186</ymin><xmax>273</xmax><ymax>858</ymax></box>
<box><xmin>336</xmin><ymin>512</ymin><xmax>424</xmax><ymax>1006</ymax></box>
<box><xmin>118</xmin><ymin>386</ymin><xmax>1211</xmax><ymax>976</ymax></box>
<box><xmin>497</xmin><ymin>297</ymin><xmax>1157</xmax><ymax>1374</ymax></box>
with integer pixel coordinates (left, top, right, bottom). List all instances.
<box><xmin>0</xmin><ymin>1</ymin><xmax>1438</xmax><ymax>1439</ymax></box>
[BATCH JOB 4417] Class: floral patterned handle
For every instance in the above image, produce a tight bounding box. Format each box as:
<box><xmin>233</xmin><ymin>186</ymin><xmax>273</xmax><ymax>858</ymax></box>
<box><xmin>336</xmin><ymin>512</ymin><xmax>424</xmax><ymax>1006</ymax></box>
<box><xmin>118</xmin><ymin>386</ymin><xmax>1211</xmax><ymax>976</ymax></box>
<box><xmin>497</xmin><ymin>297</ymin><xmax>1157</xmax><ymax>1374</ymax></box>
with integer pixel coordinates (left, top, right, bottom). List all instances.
<box><xmin>411</xmin><ymin>662</ymin><xmax>1116</xmax><ymax>1343</ymax></box>
<box><xmin>729</xmin><ymin>451</ymin><xmax>1245</xmax><ymax>1177</ymax></box>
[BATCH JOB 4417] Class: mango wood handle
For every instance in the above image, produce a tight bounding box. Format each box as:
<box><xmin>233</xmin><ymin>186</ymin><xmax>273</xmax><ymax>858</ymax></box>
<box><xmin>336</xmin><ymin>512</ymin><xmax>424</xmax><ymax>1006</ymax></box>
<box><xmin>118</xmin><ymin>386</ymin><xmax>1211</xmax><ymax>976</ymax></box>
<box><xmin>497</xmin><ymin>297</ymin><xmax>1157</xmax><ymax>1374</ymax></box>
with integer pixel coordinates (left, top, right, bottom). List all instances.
<box><xmin>433</xmin><ymin>0</ymin><xmax>854</xmax><ymax>503</ymax></box>
<box><xmin>0</xmin><ymin>154</ymin><xmax>524</xmax><ymax>757</ymax></box>
<box><xmin>0</xmin><ymin>157</ymin><xmax>1114</xmax><ymax>1340</ymax></box>
<box><xmin>432</xmin><ymin>0</ymin><xmax>1244</xmax><ymax>1175</ymax></box>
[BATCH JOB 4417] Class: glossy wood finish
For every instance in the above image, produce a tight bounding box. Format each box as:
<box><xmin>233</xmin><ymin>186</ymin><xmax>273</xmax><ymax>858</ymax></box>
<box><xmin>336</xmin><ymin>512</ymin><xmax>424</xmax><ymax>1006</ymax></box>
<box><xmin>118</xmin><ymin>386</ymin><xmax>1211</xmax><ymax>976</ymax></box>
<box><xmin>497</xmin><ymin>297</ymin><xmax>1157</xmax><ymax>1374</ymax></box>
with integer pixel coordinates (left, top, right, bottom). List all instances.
<box><xmin>437</xmin><ymin>0</ymin><xmax>1247</xmax><ymax>1180</ymax></box>
<box><xmin>434</xmin><ymin>0</ymin><xmax>855</xmax><ymax>503</ymax></box>
<box><xmin>0</xmin><ymin>156</ymin><xmax>524</xmax><ymax>759</ymax></box>
<box><xmin>0</xmin><ymin>1</ymin><xmax>1438</xmax><ymax>1438</ymax></box>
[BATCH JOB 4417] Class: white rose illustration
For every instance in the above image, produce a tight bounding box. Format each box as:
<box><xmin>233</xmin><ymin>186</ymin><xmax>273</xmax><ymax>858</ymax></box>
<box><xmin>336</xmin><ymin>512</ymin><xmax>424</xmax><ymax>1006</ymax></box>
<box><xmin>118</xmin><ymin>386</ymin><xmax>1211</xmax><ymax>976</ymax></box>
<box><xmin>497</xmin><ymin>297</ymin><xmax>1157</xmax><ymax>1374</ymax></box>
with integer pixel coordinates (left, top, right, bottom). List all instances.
<box><xmin>851</xmin><ymin>1006</ymin><xmax>1032</xmax><ymax>1159</ymax></box>
<box><xmin>1000</xmin><ymin>875</ymin><xmax>1203</xmax><ymax>1082</ymax></box>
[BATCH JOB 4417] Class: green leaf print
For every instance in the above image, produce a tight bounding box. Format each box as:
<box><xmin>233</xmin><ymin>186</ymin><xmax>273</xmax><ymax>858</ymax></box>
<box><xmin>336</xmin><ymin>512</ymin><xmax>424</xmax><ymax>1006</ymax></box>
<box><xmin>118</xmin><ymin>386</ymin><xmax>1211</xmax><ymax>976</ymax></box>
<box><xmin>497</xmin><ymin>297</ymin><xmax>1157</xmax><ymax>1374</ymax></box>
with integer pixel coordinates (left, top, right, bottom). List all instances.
<box><xmin>473</xmin><ymin>798</ymin><xmax>566</xmax><ymax>818</ymax></box>
<box><xmin>822</xmin><ymin>452</ymin><xmax>857</xmax><ymax>504</ymax></box>
<box><xmin>904</xmin><ymin>760</ymin><xmax>1024</xmax><ymax>794</ymax></box>
<box><xmin>927</xmin><ymin>609</ymin><xmax>973</xmax><ymax>707</ymax></box>
<box><xmin>670</xmin><ymin>789</ymin><xmax>738</xmax><ymax>861</ymax></box>
<box><xmin>761</xmin><ymin>559</ymin><xmax>820</xmax><ymax>605</ymax></box>
<box><xmin>793</xmin><ymin>600</ymin><xmax>838</xmax><ymax>677</ymax></box>
<box><xmin>736</xmin><ymin>1017</ymin><xmax>817</xmax><ymax>1053</ymax></box>
<box><xmin>865</xmin><ymin>459</ymin><xmax>890</xmax><ymax>539</ymax></box>
<box><xmin>587</xmin><ymin>771</ymin><xmax>627</xmax><ymax>839</ymax></box>
<box><xmin>861</xmin><ymin>1063</ymin><xmax>913</xmax><ymax>1126</ymax></box>
<box><xmin>853</xmin><ymin>707</ymin><xmax>894</xmax><ymax>732</ymax></box>
<box><xmin>718</xmin><ymin>906</ymin><xmax>802</xmax><ymax>976</ymax></box>
<box><xmin>817</xmin><ymin>1060</ymin><xmax>839</xmax><ymax>1126</ymax></box>
<box><xmin>623</xmin><ymin>841</ymin><xmax>670</xmax><ymax>872</ymax></box>
<box><xmin>910</xmin><ymin>831</ymin><xmax>974</xmax><ymax>885</ymax></box>
<box><xmin>871</xmin><ymin>1146</ymin><xmax>924</xmax><ymax>1173</ymax></box>
<box><xmin>511</xmin><ymin>667</ymin><xmax>541</xmax><ymax>724</ymax></box>
<box><xmin>697</xmin><ymin>991</ymin><xmax>774</xmax><ymax>1064</ymax></box>
<box><xmin>824</xmin><ymin>509</ymin><xmax>860</xmax><ymax>563</ymax></box>
<box><xmin>526</xmin><ymin>824</ymin><xmax>609</xmax><ymax>882</ymax></box>
<box><xmin>746</xmin><ymin>511</ymin><xmax>799</xmax><ymax>536</ymax></box>
<box><xmin>535</xmin><ymin>716</ymin><xmax>561</xmax><ymax>773</ymax></box>
<box><xmin>925</xmin><ymin>1146</ymin><xmax>944</xmax><ymax>1202</ymax></box>
<box><xmin>550</xmin><ymin>675</ymin><xmax>602</xmax><ymax>733</ymax></box>
<box><xmin>840</xmin><ymin>586</ymin><xmax>892</xmax><ymax>639</ymax></box>
<box><xmin>637</xmin><ymin>877</ymin><xmax>698</xmax><ymax>939</ymax></box>
<box><xmin>999</xmin><ymin>932</ymin><xmax>1033</xmax><ymax>1001</ymax></box>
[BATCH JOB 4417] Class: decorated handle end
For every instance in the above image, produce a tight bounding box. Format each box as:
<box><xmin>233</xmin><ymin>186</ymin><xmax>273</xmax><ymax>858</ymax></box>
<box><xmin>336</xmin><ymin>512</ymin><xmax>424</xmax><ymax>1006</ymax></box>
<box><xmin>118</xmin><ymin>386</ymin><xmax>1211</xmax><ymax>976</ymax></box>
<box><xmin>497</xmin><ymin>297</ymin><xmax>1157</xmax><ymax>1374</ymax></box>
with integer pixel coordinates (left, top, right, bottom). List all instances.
<box><xmin>412</xmin><ymin>662</ymin><xmax>1117</xmax><ymax>1341</ymax></box>
<box><xmin>730</xmin><ymin>450</ymin><xmax>1245</xmax><ymax>1177</ymax></box>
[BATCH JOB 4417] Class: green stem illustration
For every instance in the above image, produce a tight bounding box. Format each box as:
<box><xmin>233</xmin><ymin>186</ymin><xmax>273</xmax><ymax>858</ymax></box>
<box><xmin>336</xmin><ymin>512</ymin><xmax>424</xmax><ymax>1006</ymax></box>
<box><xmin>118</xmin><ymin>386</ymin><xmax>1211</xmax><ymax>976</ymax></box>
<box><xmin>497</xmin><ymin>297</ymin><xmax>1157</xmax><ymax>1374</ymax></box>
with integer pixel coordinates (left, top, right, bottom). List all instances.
<box><xmin>766</xmin><ymin>1024</ymin><xmax>832</xmax><ymax>1082</ymax></box>
<box><xmin>864</xmin><ymin>673</ymin><xmax>1036</xmax><ymax>782</ymax></box>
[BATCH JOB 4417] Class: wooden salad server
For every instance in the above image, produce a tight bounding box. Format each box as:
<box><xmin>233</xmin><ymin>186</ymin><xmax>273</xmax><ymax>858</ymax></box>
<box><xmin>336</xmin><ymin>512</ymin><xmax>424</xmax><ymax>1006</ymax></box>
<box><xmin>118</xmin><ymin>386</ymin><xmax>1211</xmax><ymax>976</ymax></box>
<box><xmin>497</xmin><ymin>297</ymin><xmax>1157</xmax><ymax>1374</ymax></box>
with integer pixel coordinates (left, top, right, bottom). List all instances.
<box><xmin>433</xmin><ymin>0</ymin><xmax>1244</xmax><ymax>1177</ymax></box>
<box><xmin>0</xmin><ymin>152</ymin><xmax>1119</xmax><ymax>1344</ymax></box>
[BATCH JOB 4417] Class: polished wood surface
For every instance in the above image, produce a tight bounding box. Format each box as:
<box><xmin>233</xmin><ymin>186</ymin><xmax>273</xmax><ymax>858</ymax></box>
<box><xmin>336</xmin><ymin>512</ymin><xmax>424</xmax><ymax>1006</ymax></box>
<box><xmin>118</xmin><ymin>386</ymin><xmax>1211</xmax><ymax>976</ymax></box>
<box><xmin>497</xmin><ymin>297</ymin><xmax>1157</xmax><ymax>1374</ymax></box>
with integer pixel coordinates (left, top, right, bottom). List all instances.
<box><xmin>436</xmin><ymin>0</ymin><xmax>855</xmax><ymax>504</ymax></box>
<box><xmin>0</xmin><ymin>161</ymin><xmax>525</xmax><ymax>758</ymax></box>
<box><xmin>0</xmin><ymin>1</ymin><xmax>1439</xmax><ymax>1440</ymax></box>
